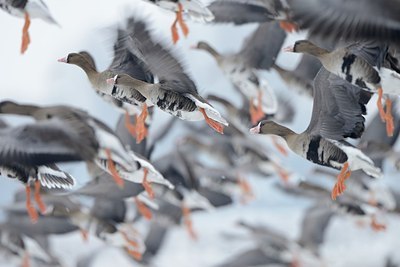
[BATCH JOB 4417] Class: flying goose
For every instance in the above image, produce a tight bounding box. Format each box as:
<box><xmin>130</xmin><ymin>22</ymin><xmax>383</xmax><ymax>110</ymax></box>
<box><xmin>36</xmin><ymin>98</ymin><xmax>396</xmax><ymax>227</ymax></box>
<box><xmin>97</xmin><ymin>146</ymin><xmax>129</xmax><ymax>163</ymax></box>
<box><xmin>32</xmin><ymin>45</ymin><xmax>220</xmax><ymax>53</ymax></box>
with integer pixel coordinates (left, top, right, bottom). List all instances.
<box><xmin>250</xmin><ymin>68</ymin><xmax>382</xmax><ymax>200</ymax></box>
<box><xmin>0</xmin><ymin>0</ymin><xmax>59</xmax><ymax>54</ymax></box>
<box><xmin>284</xmin><ymin>40</ymin><xmax>400</xmax><ymax>136</ymax></box>
<box><xmin>193</xmin><ymin>21</ymin><xmax>286</xmax><ymax>124</ymax></box>
<box><xmin>106</xmin><ymin>18</ymin><xmax>228</xmax><ymax>134</ymax></box>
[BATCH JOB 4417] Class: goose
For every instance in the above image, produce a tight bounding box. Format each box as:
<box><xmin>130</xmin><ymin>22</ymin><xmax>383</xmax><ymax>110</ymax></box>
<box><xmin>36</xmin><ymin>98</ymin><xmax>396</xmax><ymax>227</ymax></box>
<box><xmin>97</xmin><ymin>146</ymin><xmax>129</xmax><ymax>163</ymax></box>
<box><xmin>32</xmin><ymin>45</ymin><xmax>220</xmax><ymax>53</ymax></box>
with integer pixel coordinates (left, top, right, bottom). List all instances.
<box><xmin>0</xmin><ymin>0</ymin><xmax>59</xmax><ymax>54</ymax></box>
<box><xmin>250</xmin><ymin>68</ymin><xmax>382</xmax><ymax>200</ymax></box>
<box><xmin>106</xmin><ymin>18</ymin><xmax>228</xmax><ymax>134</ymax></box>
<box><xmin>145</xmin><ymin>0</ymin><xmax>214</xmax><ymax>44</ymax></box>
<box><xmin>193</xmin><ymin>21</ymin><xmax>286</xmax><ymax>124</ymax></box>
<box><xmin>207</xmin><ymin>0</ymin><xmax>297</xmax><ymax>32</ymax></box>
<box><xmin>58</xmin><ymin>22</ymin><xmax>155</xmax><ymax>143</ymax></box>
<box><xmin>283</xmin><ymin>40</ymin><xmax>400</xmax><ymax>136</ymax></box>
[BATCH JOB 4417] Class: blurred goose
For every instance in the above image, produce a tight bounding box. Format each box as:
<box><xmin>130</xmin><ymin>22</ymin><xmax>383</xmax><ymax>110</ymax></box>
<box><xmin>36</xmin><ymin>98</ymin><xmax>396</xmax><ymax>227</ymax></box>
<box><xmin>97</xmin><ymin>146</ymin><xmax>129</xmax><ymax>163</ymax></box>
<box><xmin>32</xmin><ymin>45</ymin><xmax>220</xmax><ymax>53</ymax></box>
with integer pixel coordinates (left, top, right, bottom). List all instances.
<box><xmin>106</xmin><ymin>18</ymin><xmax>228</xmax><ymax>134</ymax></box>
<box><xmin>145</xmin><ymin>0</ymin><xmax>214</xmax><ymax>43</ymax></box>
<box><xmin>284</xmin><ymin>40</ymin><xmax>400</xmax><ymax>136</ymax></box>
<box><xmin>288</xmin><ymin>0</ymin><xmax>400</xmax><ymax>43</ymax></box>
<box><xmin>250</xmin><ymin>68</ymin><xmax>382</xmax><ymax>200</ymax></box>
<box><xmin>58</xmin><ymin>23</ymin><xmax>155</xmax><ymax>143</ymax></box>
<box><xmin>208</xmin><ymin>0</ymin><xmax>297</xmax><ymax>32</ymax></box>
<box><xmin>0</xmin><ymin>0</ymin><xmax>58</xmax><ymax>54</ymax></box>
<box><xmin>193</xmin><ymin>22</ymin><xmax>285</xmax><ymax>124</ymax></box>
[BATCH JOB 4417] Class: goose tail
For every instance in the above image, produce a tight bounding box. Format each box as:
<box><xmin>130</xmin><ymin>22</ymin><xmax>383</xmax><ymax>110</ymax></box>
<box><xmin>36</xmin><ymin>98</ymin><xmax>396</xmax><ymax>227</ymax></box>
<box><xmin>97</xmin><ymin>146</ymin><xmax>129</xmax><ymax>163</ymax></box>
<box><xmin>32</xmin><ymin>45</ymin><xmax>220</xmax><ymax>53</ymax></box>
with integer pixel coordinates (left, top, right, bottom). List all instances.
<box><xmin>186</xmin><ymin>95</ymin><xmax>228</xmax><ymax>126</ymax></box>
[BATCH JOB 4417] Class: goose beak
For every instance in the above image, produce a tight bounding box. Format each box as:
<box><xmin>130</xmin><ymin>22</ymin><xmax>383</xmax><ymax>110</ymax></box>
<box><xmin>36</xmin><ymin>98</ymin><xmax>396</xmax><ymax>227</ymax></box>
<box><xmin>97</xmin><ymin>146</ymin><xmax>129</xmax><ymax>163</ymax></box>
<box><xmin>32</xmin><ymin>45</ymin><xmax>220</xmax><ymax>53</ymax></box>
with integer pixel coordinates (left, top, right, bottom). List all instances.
<box><xmin>282</xmin><ymin>45</ymin><xmax>294</xmax><ymax>52</ymax></box>
<box><xmin>57</xmin><ymin>56</ymin><xmax>68</xmax><ymax>63</ymax></box>
<box><xmin>249</xmin><ymin>124</ymin><xmax>260</xmax><ymax>134</ymax></box>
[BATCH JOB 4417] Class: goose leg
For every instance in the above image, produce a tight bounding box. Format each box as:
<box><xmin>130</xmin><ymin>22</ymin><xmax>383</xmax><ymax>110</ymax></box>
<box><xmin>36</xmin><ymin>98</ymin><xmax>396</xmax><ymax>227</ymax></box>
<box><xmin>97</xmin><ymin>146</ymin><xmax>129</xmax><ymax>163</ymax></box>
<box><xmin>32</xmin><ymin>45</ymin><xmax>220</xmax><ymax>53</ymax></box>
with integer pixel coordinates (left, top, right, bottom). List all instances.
<box><xmin>238</xmin><ymin>175</ymin><xmax>254</xmax><ymax>204</ymax></box>
<box><xmin>182</xmin><ymin>204</ymin><xmax>197</xmax><ymax>240</ymax></box>
<box><xmin>126</xmin><ymin>248</ymin><xmax>143</xmax><ymax>261</ymax></box>
<box><xmin>124</xmin><ymin>109</ymin><xmax>136</xmax><ymax>138</ymax></box>
<box><xmin>331</xmin><ymin>162</ymin><xmax>351</xmax><ymax>200</ymax></box>
<box><xmin>249</xmin><ymin>91</ymin><xmax>265</xmax><ymax>125</ymax></box>
<box><xmin>370</xmin><ymin>215</ymin><xmax>386</xmax><ymax>232</ymax></box>
<box><xmin>272</xmin><ymin>136</ymin><xmax>289</xmax><ymax>156</ymax></box>
<box><xmin>80</xmin><ymin>228</ymin><xmax>89</xmax><ymax>242</ymax></box>
<box><xmin>105</xmin><ymin>149</ymin><xmax>125</xmax><ymax>188</ymax></box>
<box><xmin>142</xmin><ymin>168</ymin><xmax>154</xmax><ymax>199</ymax></box>
<box><xmin>121</xmin><ymin>230</ymin><xmax>143</xmax><ymax>260</ymax></box>
<box><xmin>272</xmin><ymin>162</ymin><xmax>290</xmax><ymax>183</ymax></box>
<box><xmin>384</xmin><ymin>98</ymin><xmax>394</xmax><ymax>137</ymax></box>
<box><xmin>21</xmin><ymin>12</ymin><xmax>31</xmax><ymax>54</ymax></box>
<box><xmin>134</xmin><ymin>197</ymin><xmax>152</xmax><ymax>220</ymax></box>
<box><xmin>25</xmin><ymin>185</ymin><xmax>38</xmax><ymax>223</ymax></box>
<box><xmin>34</xmin><ymin>180</ymin><xmax>46</xmax><ymax>214</ymax></box>
<box><xmin>177</xmin><ymin>3</ymin><xmax>189</xmax><ymax>37</ymax></box>
<box><xmin>199</xmin><ymin>108</ymin><xmax>224</xmax><ymax>134</ymax></box>
<box><xmin>279</xmin><ymin>20</ymin><xmax>298</xmax><ymax>33</ymax></box>
<box><xmin>171</xmin><ymin>12</ymin><xmax>180</xmax><ymax>44</ymax></box>
<box><xmin>135</xmin><ymin>104</ymin><xmax>148</xmax><ymax>144</ymax></box>
<box><xmin>22</xmin><ymin>252</ymin><xmax>30</xmax><ymax>267</ymax></box>
<box><xmin>377</xmin><ymin>88</ymin><xmax>386</xmax><ymax>122</ymax></box>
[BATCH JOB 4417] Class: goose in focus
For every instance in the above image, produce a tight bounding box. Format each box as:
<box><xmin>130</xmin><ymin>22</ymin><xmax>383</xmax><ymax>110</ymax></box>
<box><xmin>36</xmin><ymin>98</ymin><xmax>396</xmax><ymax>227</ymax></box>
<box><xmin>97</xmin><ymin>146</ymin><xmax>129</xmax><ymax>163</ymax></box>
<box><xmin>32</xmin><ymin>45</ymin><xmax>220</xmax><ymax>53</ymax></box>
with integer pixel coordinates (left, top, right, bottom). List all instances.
<box><xmin>284</xmin><ymin>40</ymin><xmax>400</xmax><ymax>136</ymax></box>
<box><xmin>106</xmin><ymin>18</ymin><xmax>228</xmax><ymax>134</ymax></box>
<box><xmin>145</xmin><ymin>0</ymin><xmax>214</xmax><ymax>44</ymax></box>
<box><xmin>58</xmin><ymin>22</ymin><xmax>155</xmax><ymax>143</ymax></box>
<box><xmin>0</xmin><ymin>0</ymin><xmax>59</xmax><ymax>54</ymax></box>
<box><xmin>250</xmin><ymin>68</ymin><xmax>382</xmax><ymax>200</ymax></box>
<box><xmin>208</xmin><ymin>0</ymin><xmax>297</xmax><ymax>32</ymax></box>
<box><xmin>193</xmin><ymin>22</ymin><xmax>286</xmax><ymax>124</ymax></box>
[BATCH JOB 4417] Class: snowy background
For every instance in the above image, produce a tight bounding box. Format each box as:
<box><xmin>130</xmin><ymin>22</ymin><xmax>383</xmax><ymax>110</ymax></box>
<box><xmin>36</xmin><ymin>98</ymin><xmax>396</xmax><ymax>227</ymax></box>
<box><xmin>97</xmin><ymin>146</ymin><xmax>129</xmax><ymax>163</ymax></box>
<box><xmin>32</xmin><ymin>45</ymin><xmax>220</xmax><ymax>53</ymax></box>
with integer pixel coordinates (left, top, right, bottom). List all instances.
<box><xmin>0</xmin><ymin>0</ymin><xmax>399</xmax><ymax>266</ymax></box>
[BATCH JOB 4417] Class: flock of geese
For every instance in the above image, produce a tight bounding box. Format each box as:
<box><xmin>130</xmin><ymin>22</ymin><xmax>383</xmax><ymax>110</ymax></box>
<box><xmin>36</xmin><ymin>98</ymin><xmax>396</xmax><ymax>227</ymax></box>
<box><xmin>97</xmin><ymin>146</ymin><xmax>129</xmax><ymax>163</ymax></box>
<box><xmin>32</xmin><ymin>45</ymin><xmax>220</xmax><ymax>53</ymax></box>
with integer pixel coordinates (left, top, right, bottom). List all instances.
<box><xmin>1</xmin><ymin>0</ymin><xmax>400</xmax><ymax>266</ymax></box>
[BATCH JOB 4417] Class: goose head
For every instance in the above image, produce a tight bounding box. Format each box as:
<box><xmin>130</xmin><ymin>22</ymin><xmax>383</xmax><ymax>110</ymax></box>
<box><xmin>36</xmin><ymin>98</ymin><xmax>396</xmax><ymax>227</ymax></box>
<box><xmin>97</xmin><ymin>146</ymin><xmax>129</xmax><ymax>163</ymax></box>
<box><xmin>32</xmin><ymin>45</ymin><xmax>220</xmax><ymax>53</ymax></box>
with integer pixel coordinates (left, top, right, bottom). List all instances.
<box><xmin>250</xmin><ymin>120</ymin><xmax>294</xmax><ymax>137</ymax></box>
<box><xmin>283</xmin><ymin>40</ymin><xmax>329</xmax><ymax>57</ymax></box>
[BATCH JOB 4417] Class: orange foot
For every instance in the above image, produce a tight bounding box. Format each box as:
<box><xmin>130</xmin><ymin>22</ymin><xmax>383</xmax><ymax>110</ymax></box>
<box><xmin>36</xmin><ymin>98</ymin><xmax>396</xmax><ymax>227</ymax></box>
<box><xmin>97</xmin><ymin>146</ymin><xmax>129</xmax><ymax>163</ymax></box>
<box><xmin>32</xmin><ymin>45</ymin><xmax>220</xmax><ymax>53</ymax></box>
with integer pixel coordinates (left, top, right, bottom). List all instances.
<box><xmin>124</xmin><ymin>110</ymin><xmax>136</xmax><ymax>138</ymax></box>
<box><xmin>21</xmin><ymin>12</ymin><xmax>31</xmax><ymax>54</ymax></box>
<box><xmin>377</xmin><ymin>88</ymin><xmax>386</xmax><ymax>122</ymax></box>
<box><xmin>121</xmin><ymin>231</ymin><xmax>139</xmax><ymax>249</ymax></box>
<box><xmin>34</xmin><ymin>180</ymin><xmax>46</xmax><ymax>214</ymax></box>
<box><xmin>136</xmin><ymin>104</ymin><xmax>148</xmax><ymax>144</ymax></box>
<box><xmin>272</xmin><ymin>136</ymin><xmax>288</xmax><ymax>156</ymax></box>
<box><xmin>80</xmin><ymin>228</ymin><xmax>89</xmax><ymax>242</ymax></box>
<box><xmin>135</xmin><ymin>197</ymin><xmax>152</xmax><ymax>220</ymax></box>
<box><xmin>177</xmin><ymin>3</ymin><xmax>189</xmax><ymax>37</ymax></box>
<box><xmin>105</xmin><ymin>149</ymin><xmax>125</xmax><ymax>188</ymax></box>
<box><xmin>279</xmin><ymin>20</ymin><xmax>298</xmax><ymax>33</ymax></box>
<box><xmin>272</xmin><ymin>162</ymin><xmax>290</xmax><ymax>183</ymax></box>
<box><xmin>238</xmin><ymin>176</ymin><xmax>254</xmax><ymax>204</ymax></box>
<box><xmin>25</xmin><ymin>185</ymin><xmax>38</xmax><ymax>223</ymax></box>
<box><xmin>171</xmin><ymin>11</ymin><xmax>180</xmax><ymax>44</ymax></box>
<box><xmin>370</xmin><ymin>215</ymin><xmax>387</xmax><ymax>232</ymax></box>
<box><xmin>199</xmin><ymin>108</ymin><xmax>224</xmax><ymax>134</ymax></box>
<box><xmin>182</xmin><ymin>204</ymin><xmax>197</xmax><ymax>240</ymax></box>
<box><xmin>127</xmin><ymin>248</ymin><xmax>142</xmax><ymax>261</ymax></box>
<box><xmin>249</xmin><ymin>91</ymin><xmax>265</xmax><ymax>125</ymax></box>
<box><xmin>385</xmin><ymin>98</ymin><xmax>394</xmax><ymax>137</ymax></box>
<box><xmin>331</xmin><ymin>162</ymin><xmax>352</xmax><ymax>200</ymax></box>
<box><xmin>142</xmin><ymin>168</ymin><xmax>154</xmax><ymax>199</ymax></box>
<box><xmin>22</xmin><ymin>252</ymin><xmax>30</xmax><ymax>267</ymax></box>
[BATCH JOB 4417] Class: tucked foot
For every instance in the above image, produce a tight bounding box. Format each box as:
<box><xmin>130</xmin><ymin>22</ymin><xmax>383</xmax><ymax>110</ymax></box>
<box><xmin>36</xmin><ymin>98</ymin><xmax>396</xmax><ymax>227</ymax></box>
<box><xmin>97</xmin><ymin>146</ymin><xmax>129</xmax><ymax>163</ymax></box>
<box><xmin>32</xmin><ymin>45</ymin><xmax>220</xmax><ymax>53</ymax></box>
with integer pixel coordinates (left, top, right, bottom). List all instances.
<box><xmin>136</xmin><ymin>104</ymin><xmax>148</xmax><ymax>144</ymax></box>
<box><xmin>22</xmin><ymin>252</ymin><xmax>30</xmax><ymax>267</ymax></box>
<box><xmin>126</xmin><ymin>248</ymin><xmax>142</xmax><ymax>261</ymax></box>
<box><xmin>238</xmin><ymin>176</ymin><xmax>254</xmax><ymax>204</ymax></box>
<box><xmin>121</xmin><ymin>230</ymin><xmax>139</xmax><ymax>249</ymax></box>
<box><xmin>135</xmin><ymin>197</ymin><xmax>152</xmax><ymax>220</ymax></box>
<box><xmin>249</xmin><ymin>91</ymin><xmax>265</xmax><ymax>125</ymax></box>
<box><xmin>272</xmin><ymin>136</ymin><xmax>288</xmax><ymax>156</ymax></box>
<box><xmin>279</xmin><ymin>20</ymin><xmax>298</xmax><ymax>33</ymax></box>
<box><xmin>34</xmin><ymin>180</ymin><xmax>46</xmax><ymax>214</ymax></box>
<box><xmin>21</xmin><ymin>12</ymin><xmax>31</xmax><ymax>54</ymax></box>
<box><xmin>385</xmin><ymin>98</ymin><xmax>394</xmax><ymax>137</ymax></box>
<box><xmin>177</xmin><ymin>3</ymin><xmax>189</xmax><ymax>37</ymax></box>
<box><xmin>377</xmin><ymin>88</ymin><xmax>386</xmax><ymax>122</ymax></box>
<box><xmin>182</xmin><ymin>204</ymin><xmax>197</xmax><ymax>240</ymax></box>
<box><xmin>105</xmin><ymin>149</ymin><xmax>125</xmax><ymax>188</ymax></box>
<box><xmin>370</xmin><ymin>215</ymin><xmax>387</xmax><ymax>232</ymax></box>
<box><xmin>124</xmin><ymin>110</ymin><xmax>136</xmax><ymax>138</ymax></box>
<box><xmin>199</xmin><ymin>108</ymin><xmax>224</xmax><ymax>134</ymax></box>
<box><xmin>171</xmin><ymin>13</ymin><xmax>180</xmax><ymax>44</ymax></box>
<box><xmin>272</xmin><ymin>162</ymin><xmax>290</xmax><ymax>183</ymax></box>
<box><xmin>25</xmin><ymin>186</ymin><xmax>38</xmax><ymax>223</ymax></box>
<box><xmin>331</xmin><ymin>162</ymin><xmax>351</xmax><ymax>200</ymax></box>
<box><xmin>142</xmin><ymin>168</ymin><xmax>154</xmax><ymax>199</ymax></box>
<box><xmin>80</xmin><ymin>228</ymin><xmax>89</xmax><ymax>242</ymax></box>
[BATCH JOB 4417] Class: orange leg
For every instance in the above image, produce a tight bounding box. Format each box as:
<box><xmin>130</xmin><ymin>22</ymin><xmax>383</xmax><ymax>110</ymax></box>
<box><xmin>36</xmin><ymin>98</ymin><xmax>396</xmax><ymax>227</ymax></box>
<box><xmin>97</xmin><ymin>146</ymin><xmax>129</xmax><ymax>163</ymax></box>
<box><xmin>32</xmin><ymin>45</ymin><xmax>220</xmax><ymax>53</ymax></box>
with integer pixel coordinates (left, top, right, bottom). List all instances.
<box><xmin>121</xmin><ymin>231</ymin><xmax>139</xmax><ymax>248</ymax></box>
<box><xmin>22</xmin><ymin>252</ymin><xmax>30</xmax><ymax>267</ymax></box>
<box><xmin>385</xmin><ymin>98</ymin><xmax>394</xmax><ymax>137</ymax></box>
<box><xmin>126</xmin><ymin>248</ymin><xmax>143</xmax><ymax>261</ymax></box>
<box><xmin>80</xmin><ymin>228</ymin><xmax>89</xmax><ymax>242</ymax></box>
<box><xmin>135</xmin><ymin>104</ymin><xmax>148</xmax><ymax>144</ymax></box>
<box><xmin>34</xmin><ymin>180</ymin><xmax>46</xmax><ymax>214</ymax></box>
<box><xmin>124</xmin><ymin>110</ymin><xmax>136</xmax><ymax>138</ymax></box>
<box><xmin>370</xmin><ymin>215</ymin><xmax>387</xmax><ymax>232</ymax></box>
<box><xmin>171</xmin><ymin>12</ymin><xmax>180</xmax><ymax>44</ymax></box>
<box><xmin>142</xmin><ymin>168</ymin><xmax>154</xmax><ymax>199</ymax></box>
<box><xmin>177</xmin><ymin>3</ymin><xmax>189</xmax><ymax>37</ymax></box>
<box><xmin>105</xmin><ymin>149</ymin><xmax>125</xmax><ymax>188</ymax></box>
<box><xmin>279</xmin><ymin>20</ymin><xmax>298</xmax><ymax>33</ymax></box>
<box><xmin>182</xmin><ymin>204</ymin><xmax>197</xmax><ymax>240</ymax></box>
<box><xmin>20</xmin><ymin>12</ymin><xmax>31</xmax><ymax>54</ymax></box>
<box><xmin>331</xmin><ymin>162</ymin><xmax>351</xmax><ymax>200</ymax></box>
<box><xmin>377</xmin><ymin>88</ymin><xmax>386</xmax><ymax>122</ymax></box>
<box><xmin>134</xmin><ymin>197</ymin><xmax>152</xmax><ymax>220</ymax></box>
<box><xmin>25</xmin><ymin>185</ymin><xmax>38</xmax><ymax>223</ymax></box>
<box><xmin>199</xmin><ymin>108</ymin><xmax>224</xmax><ymax>134</ymax></box>
<box><xmin>272</xmin><ymin>162</ymin><xmax>290</xmax><ymax>183</ymax></box>
<box><xmin>249</xmin><ymin>91</ymin><xmax>265</xmax><ymax>125</ymax></box>
<box><xmin>238</xmin><ymin>176</ymin><xmax>254</xmax><ymax>204</ymax></box>
<box><xmin>272</xmin><ymin>136</ymin><xmax>289</xmax><ymax>156</ymax></box>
